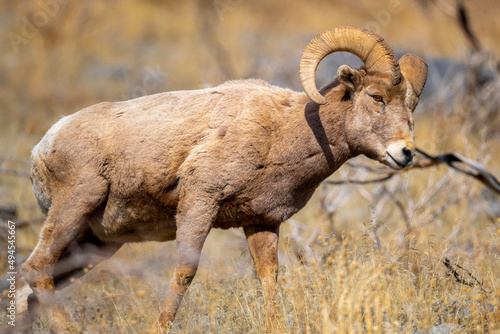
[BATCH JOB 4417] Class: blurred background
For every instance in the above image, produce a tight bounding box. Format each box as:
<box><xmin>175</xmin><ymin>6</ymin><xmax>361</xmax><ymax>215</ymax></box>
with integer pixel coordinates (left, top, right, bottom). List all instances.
<box><xmin>1</xmin><ymin>0</ymin><xmax>500</xmax><ymax>332</ymax></box>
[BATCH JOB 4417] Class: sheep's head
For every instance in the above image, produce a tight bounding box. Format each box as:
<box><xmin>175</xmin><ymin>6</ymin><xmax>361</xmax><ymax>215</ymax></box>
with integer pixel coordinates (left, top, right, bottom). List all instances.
<box><xmin>300</xmin><ymin>26</ymin><xmax>428</xmax><ymax>170</ymax></box>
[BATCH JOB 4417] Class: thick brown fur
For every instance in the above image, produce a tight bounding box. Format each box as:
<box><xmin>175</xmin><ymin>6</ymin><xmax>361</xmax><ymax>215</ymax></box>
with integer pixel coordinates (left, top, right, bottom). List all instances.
<box><xmin>22</xmin><ymin>50</ymin><xmax>427</xmax><ymax>332</ymax></box>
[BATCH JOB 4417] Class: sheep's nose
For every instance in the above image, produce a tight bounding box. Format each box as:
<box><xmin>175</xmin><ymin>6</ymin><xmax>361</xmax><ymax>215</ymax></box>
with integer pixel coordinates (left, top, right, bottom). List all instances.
<box><xmin>402</xmin><ymin>147</ymin><xmax>414</xmax><ymax>166</ymax></box>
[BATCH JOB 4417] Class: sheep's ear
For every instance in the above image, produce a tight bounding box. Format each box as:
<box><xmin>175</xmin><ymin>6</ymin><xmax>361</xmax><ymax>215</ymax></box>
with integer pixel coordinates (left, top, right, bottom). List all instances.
<box><xmin>338</xmin><ymin>65</ymin><xmax>363</xmax><ymax>92</ymax></box>
<box><xmin>399</xmin><ymin>54</ymin><xmax>427</xmax><ymax>97</ymax></box>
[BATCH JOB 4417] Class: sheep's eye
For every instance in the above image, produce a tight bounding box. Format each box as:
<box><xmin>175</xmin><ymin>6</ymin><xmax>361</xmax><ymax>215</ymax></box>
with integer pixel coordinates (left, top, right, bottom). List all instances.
<box><xmin>372</xmin><ymin>95</ymin><xmax>384</xmax><ymax>103</ymax></box>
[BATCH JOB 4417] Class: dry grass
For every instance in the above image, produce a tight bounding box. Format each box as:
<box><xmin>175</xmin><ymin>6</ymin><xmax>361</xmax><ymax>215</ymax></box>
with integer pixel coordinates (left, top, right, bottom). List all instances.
<box><xmin>1</xmin><ymin>0</ymin><xmax>500</xmax><ymax>333</ymax></box>
<box><xmin>18</xmin><ymin>235</ymin><xmax>500</xmax><ymax>333</ymax></box>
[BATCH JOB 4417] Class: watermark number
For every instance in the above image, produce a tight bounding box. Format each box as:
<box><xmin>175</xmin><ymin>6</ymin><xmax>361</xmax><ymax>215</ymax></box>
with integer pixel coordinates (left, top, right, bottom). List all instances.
<box><xmin>7</xmin><ymin>220</ymin><xmax>16</xmax><ymax>327</ymax></box>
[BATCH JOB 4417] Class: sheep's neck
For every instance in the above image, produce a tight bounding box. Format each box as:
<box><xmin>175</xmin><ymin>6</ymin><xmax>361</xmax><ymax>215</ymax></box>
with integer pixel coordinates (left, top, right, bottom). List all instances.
<box><xmin>305</xmin><ymin>94</ymin><xmax>352</xmax><ymax>172</ymax></box>
<box><xmin>270</xmin><ymin>91</ymin><xmax>353</xmax><ymax>193</ymax></box>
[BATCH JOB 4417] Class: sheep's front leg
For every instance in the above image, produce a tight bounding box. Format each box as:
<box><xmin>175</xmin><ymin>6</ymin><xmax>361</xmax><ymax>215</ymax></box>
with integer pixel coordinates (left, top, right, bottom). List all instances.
<box><xmin>244</xmin><ymin>224</ymin><xmax>282</xmax><ymax>330</ymax></box>
<box><xmin>153</xmin><ymin>195</ymin><xmax>217</xmax><ymax>333</ymax></box>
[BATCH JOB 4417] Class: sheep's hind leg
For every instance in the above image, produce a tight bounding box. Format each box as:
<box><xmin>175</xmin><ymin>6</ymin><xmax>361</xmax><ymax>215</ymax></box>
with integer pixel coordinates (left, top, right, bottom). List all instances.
<box><xmin>17</xmin><ymin>233</ymin><xmax>121</xmax><ymax>333</ymax></box>
<box><xmin>22</xmin><ymin>182</ymin><xmax>108</xmax><ymax>332</ymax></box>
<box><xmin>244</xmin><ymin>224</ymin><xmax>283</xmax><ymax>331</ymax></box>
<box><xmin>17</xmin><ymin>232</ymin><xmax>121</xmax><ymax>334</ymax></box>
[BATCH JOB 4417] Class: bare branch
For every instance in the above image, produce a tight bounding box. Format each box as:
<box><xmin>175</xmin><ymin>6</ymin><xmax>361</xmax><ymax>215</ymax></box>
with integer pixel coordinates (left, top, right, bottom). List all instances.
<box><xmin>369</xmin><ymin>206</ymin><xmax>382</xmax><ymax>251</ymax></box>
<box><xmin>416</xmin><ymin>148</ymin><xmax>500</xmax><ymax>195</ymax></box>
<box><xmin>432</xmin><ymin>0</ymin><xmax>481</xmax><ymax>52</ymax></box>
<box><xmin>324</xmin><ymin>173</ymin><xmax>395</xmax><ymax>185</ymax></box>
<box><xmin>442</xmin><ymin>257</ymin><xmax>485</xmax><ymax>291</ymax></box>
<box><xmin>0</xmin><ymin>168</ymin><xmax>30</xmax><ymax>178</ymax></box>
<box><xmin>324</xmin><ymin>147</ymin><xmax>500</xmax><ymax>195</ymax></box>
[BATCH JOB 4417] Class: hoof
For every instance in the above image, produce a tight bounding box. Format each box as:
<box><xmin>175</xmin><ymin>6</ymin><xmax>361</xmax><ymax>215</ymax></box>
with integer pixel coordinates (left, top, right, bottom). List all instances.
<box><xmin>151</xmin><ymin>320</ymin><xmax>173</xmax><ymax>334</ymax></box>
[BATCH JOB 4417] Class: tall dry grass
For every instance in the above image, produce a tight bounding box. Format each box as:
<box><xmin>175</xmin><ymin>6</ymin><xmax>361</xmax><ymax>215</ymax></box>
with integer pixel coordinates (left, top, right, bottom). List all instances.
<box><xmin>19</xmin><ymin>233</ymin><xmax>500</xmax><ymax>333</ymax></box>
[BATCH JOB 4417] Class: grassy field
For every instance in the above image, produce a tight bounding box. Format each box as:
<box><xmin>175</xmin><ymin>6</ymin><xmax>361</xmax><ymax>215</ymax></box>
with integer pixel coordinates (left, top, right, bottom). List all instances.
<box><xmin>1</xmin><ymin>0</ymin><xmax>500</xmax><ymax>332</ymax></box>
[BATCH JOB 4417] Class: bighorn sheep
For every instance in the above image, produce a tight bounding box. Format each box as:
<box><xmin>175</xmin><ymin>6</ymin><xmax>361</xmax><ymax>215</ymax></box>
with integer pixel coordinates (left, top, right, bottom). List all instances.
<box><xmin>22</xmin><ymin>26</ymin><xmax>427</xmax><ymax>332</ymax></box>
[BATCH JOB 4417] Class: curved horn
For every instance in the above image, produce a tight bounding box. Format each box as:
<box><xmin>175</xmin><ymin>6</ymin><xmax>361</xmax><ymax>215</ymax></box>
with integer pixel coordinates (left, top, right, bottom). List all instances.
<box><xmin>299</xmin><ymin>26</ymin><xmax>401</xmax><ymax>105</ymax></box>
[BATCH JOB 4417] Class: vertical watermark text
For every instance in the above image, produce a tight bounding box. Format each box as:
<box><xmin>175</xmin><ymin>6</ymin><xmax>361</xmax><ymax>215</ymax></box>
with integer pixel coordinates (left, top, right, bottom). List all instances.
<box><xmin>6</xmin><ymin>220</ymin><xmax>17</xmax><ymax>327</ymax></box>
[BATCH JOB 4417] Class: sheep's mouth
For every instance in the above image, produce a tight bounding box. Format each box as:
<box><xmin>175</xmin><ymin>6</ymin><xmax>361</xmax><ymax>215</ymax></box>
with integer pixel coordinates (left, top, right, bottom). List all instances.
<box><xmin>386</xmin><ymin>152</ymin><xmax>409</xmax><ymax>170</ymax></box>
